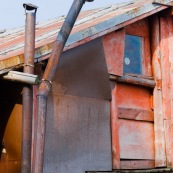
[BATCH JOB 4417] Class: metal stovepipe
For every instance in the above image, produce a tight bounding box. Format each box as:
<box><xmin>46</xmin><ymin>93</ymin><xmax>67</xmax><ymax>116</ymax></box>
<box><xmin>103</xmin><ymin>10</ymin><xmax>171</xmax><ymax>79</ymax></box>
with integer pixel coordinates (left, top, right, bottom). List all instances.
<box><xmin>32</xmin><ymin>0</ymin><xmax>94</xmax><ymax>173</ymax></box>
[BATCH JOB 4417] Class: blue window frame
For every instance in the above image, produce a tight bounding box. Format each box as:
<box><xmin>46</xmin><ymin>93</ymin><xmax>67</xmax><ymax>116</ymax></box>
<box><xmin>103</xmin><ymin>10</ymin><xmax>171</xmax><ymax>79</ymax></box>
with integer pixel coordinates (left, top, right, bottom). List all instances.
<box><xmin>123</xmin><ymin>34</ymin><xmax>142</xmax><ymax>74</ymax></box>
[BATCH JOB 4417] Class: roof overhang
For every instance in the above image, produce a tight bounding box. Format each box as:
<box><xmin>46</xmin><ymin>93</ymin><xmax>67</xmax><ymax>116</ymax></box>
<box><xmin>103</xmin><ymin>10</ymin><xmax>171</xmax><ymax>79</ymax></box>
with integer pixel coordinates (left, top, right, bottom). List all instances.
<box><xmin>0</xmin><ymin>0</ymin><xmax>173</xmax><ymax>74</ymax></box>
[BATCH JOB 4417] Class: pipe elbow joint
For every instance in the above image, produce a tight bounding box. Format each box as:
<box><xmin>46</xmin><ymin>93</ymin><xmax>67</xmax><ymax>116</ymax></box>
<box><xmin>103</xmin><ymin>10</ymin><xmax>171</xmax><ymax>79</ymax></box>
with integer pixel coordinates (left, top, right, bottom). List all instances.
<box><xmin>37</xmin><ymin>81</ymin><xmax>52</xmax><ymax>98</ymax></box>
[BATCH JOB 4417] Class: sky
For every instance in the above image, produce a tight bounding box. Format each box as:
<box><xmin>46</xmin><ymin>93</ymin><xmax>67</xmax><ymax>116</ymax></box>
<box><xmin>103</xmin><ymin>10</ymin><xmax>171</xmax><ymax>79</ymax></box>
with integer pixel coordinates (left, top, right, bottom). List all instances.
<box><xmin>0</xmin><ymin>0</ymin><xmax>128</xmax><ymax>30</ymax></box>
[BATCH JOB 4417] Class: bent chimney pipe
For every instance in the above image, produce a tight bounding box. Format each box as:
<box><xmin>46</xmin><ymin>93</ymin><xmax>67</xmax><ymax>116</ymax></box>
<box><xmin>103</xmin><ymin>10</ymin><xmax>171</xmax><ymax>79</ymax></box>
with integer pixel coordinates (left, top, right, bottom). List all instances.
<box><xmin>32</xmin><ymin>0</ymin><xmax>94</xmax><ymax>173</ymax></box>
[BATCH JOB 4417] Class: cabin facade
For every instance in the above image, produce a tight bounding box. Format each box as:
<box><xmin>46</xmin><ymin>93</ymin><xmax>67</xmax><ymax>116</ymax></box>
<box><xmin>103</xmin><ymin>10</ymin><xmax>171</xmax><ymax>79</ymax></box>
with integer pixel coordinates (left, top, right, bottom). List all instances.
<box><xmin>0</xmin><ymin>0</ymin><xmax>173</xmax><ymax>172</ymax></box>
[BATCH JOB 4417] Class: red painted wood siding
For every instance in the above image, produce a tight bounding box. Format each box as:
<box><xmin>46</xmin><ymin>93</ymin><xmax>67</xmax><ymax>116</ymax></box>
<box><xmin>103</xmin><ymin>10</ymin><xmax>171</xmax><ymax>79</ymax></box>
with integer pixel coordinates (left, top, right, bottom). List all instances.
<box><xmin>160</xmin><ymin>16</ymin><xmax>173</xmax><ymax>167</ymax></box>
<box><xmin>102</xmin><ymin>29</ymin><xmax>125</xmax><ymax>76</ymax></box>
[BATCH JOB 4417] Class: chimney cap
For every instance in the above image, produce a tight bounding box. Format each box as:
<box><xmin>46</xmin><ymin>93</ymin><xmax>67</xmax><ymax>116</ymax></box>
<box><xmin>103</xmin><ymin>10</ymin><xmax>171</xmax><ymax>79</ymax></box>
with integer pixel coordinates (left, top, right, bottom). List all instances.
<box><xmin>23</xmin><ymin>3</ymin><xmax>38</xmax><ymax>11</ymax></box>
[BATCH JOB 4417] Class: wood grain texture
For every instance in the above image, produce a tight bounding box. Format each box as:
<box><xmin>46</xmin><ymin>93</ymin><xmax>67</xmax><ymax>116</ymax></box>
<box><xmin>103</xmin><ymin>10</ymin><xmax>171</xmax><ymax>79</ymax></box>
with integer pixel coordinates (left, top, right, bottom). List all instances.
<box><xmin>102</xmin><ymin>29</ymin><xmax>125</xmax><ymax>76</ymax></box>
<box><xmin>43</xmin><ymin>94</ymin><xmax>112</xmax><ymax>173</ymax></box>
<box><xmin>160</xmin><ymin>16</ymin><xmax>173</xmax><ymax>167</ymax></box>
<box><xmin>110</xmin><ymin>74</ymin><xmax>155</xmax><ymax>88</ymax></box>
<box><xmin>150</xmin><ymin>14</ymin><xmax>166</xmax><ymax>167</ymax></box>
<box><xmin>117</xmin><ymin>84</ymin><xmax>152</xmax><ymax>111</ymax></box>
<box><xmin>119</xmin><ymin>119</ymin><xmax>155</xmax><ymax>160</ymax></box>
<box><xmin>118</xmin><ymin>107</ymin><xmax>154</xmax><ymax>122</ymax></box>
<box><xmin>110</xmin><ymin>82</ymin><xmax>120</xmax><ymax>169</ymax></box>
<box><xmin>120</xmin><ymin>160</ymin><xmax>155</xmax><ymax>169</ymax></box>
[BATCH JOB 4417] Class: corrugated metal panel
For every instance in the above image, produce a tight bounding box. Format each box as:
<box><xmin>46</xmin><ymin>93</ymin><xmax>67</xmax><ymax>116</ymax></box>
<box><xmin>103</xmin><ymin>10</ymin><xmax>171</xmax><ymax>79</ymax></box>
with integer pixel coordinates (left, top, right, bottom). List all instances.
<box><xmin>0</xmin><ymin>0</ymin><xmax>172</xmax><ymax>72</ymax></box>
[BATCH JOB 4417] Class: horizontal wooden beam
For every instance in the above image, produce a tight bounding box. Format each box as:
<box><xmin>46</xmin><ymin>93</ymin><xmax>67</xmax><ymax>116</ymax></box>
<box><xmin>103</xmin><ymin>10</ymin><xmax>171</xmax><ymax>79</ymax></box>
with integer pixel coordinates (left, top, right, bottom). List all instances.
<box><xmin>110</xmin><ymin>74</ymin><xmax>155</xmax><ymax>88</ymax></box>
<box><xmin>88</xmin><ymin>168</ymin><xmax>172</xmax><ymax>173</ymax></box>
<box><xmin>118</xmin><ymin>107</ymin><xmax>154</xmax><ymax>122</ymax></box>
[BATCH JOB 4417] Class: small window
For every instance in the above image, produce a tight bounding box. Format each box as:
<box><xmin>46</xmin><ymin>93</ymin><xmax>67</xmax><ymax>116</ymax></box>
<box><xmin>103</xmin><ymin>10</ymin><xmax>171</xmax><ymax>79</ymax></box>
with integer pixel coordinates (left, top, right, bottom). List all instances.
<box><xmin>123</xmin><ymin>34</ymin><xmax>142</xmax><ymax>74</ymax></box>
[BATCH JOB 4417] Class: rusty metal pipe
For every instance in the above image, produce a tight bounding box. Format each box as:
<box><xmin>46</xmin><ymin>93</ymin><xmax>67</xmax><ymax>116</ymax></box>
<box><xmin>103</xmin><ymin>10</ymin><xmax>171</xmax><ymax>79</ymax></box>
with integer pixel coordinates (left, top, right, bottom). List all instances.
<box><xmin>32</xmin><ymin>0</ymin><xmax>94</xmax><ymax>173</ymax></box>
<box><xmin>22</xmin><ymin>4</ymin><xmax>37</xmax><ymax>173</ymax></box>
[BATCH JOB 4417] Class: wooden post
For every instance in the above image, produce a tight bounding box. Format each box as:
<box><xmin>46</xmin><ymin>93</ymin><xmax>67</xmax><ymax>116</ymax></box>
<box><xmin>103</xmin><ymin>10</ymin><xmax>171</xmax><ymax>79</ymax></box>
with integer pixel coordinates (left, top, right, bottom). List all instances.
<box><xmin>110</xmin><ymin>82</ymin><xmax>120</xmax><ymax>169</ymax></box>
<box><xmin>160</xmin><ymin>15</ymin><xmax>173</xmax><ymax>167</ymax></box>
<box><xmin>150</xmin><ymin>14</ymin><xmax>166</xmax><ymax>167</ymax></box>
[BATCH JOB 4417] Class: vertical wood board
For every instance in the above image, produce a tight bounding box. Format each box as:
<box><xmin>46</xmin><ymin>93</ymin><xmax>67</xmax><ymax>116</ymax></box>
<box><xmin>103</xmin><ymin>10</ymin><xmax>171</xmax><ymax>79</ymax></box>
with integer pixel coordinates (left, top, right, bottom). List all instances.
<box><xmin>160</xmin><ymin>16</ymin><xmax>173</xmax><ymax>167</ymax></box>
<box><xmin>102</xmin><ymin>29</ymin><xmax>125</xmax><ymax>76</ymax></box>
<box><xmin>110</xmin><ymin>81</ymin><xmax>120</xmax><ymax>169</ymax></box>
<box><xmin>150</xmin><ymin>14</ymin><xmax>166</xmax><ymax>167</ymax></box>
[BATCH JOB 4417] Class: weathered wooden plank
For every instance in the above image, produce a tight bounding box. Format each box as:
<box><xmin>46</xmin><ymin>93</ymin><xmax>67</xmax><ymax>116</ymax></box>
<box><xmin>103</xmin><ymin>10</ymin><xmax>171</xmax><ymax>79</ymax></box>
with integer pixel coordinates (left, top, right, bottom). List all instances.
<box><xmin>160</xmin><ymin>16</ymin><xmax>173</xmax><ymax>167</ymax></box>
<box><xmin>118</xmin><ymin>107</ymin><xmax>154</xmax><ymax>122</ymax></box>
<box><xmin>119</xmin><ymin>119</ymin><xmax>155</xmax><ymax>160</ymax></box>
<box><xmin>125</xmin><ymin>18</ymin><xmax>149</xmax><ymax>37</ymax></box>
<box><xmin>102</xmin><ymin>29</ymin><xmax>125</xmax><ymax>76</ymax></box>
<box><xmin>117</xmin><ymin>84</ymin><xmax>152</xmax><ymax>111</ymax></box>
<box><xmin>43</xmin><ymin>94</ymin><xmax>112</xmax><ymax>173</ymax></box>
<box><xmin>150</xmin><ymin>14</ymin><xmax>166</xmax><ymax>167</ymax></box>
<box><xmin>110</xmin><ymin>74</ymin><xmax>155</xmax><ymax>88</ymax></box>
<box><xmin>167</xmin><ymin>15</ymin><xmax>173</xmax><ymax>168</ymax></box>
<box><xmin>110</xmin><ymin>82</ymin><xmax>120</xmax><ymax>169</ymax></box>
<box><xmin>120</xmin><ymin>160</ymin><xmax>155</xmax><ymax>170</ymax></box>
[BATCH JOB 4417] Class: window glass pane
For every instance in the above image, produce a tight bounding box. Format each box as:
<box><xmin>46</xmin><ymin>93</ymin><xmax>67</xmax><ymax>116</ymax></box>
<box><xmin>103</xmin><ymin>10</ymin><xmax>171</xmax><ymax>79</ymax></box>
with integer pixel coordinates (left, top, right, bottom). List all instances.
<box><xmin>123</xmin><ymin>34</ymin><xmax>142</xmax><ymax>74</ymax></box>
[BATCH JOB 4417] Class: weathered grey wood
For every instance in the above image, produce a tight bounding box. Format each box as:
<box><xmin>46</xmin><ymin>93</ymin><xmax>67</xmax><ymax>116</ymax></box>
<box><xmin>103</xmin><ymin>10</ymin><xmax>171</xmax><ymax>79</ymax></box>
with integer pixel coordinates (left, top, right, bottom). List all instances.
<box><xmin>43</xmin><ymin>94</ymin><xmax>112</xmax><ymax>173</ymax></box>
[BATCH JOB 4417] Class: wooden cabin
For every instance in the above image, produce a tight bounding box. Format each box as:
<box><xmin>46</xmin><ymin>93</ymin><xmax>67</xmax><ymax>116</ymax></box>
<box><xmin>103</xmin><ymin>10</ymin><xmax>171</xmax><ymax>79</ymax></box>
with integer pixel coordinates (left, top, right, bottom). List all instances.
<box><xmin>0</xmin><ymin>0</ymin><xmax>173</xmax><ymax>172</ymax></box>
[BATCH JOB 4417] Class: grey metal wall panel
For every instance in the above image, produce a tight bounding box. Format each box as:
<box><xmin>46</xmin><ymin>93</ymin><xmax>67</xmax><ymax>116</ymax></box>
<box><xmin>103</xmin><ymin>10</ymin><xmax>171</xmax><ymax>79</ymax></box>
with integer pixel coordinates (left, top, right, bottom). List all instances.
<box><xmin>43</xmin><ymin>94</ymin><xmax>112</xmax><ymax>173</ymax></box>
<box><xmin>53</xmin><ymin>38</ymin><xmax>111</xmax><ymax>100</ymax></box>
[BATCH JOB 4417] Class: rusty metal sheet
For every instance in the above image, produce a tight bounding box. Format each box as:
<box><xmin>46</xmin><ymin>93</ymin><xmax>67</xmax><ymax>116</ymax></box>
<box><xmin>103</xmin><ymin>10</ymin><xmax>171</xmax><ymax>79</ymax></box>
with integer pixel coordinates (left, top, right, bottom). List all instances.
<box><xmin>43</xmin><ymin>94</ymin><xmax>112</xmax><ymax>173</ymax></box>
<box><xmin>53</xmin><ymin>38</ymin><xmax>111</xmax><ymax>100</ymax></box>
